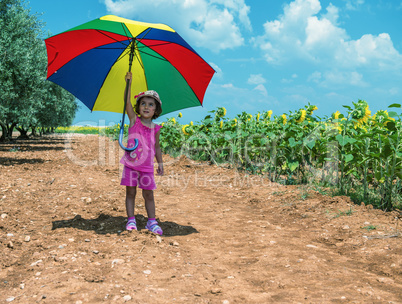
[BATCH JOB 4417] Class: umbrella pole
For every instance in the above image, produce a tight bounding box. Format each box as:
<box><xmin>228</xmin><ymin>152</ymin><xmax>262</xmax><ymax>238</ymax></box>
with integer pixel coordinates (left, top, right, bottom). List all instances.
<box><xmin>118</xmin><ymin>41</ymin><xmax>139</xmax><ymax>152</ymax></box>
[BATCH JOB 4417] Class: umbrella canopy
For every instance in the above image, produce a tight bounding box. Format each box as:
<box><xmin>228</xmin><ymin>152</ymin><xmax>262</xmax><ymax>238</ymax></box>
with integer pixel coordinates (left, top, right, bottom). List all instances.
<box><xmin>45</xmin><ymin>15</ymin><xmax>215</xmax><ymax>116</ymax></box>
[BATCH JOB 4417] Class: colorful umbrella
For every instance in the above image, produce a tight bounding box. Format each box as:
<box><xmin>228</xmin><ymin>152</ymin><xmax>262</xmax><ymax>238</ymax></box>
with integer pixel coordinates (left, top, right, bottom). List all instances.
<box><xmin>45</xmin><ymin>15</ymin><xmax>215</xmax><ymax>150</ymax></box>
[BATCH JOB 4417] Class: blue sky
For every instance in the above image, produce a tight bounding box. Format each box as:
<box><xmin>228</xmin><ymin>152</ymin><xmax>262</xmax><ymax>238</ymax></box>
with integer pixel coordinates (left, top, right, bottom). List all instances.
<box><xmin>29</xmin><ymin>0</ymin><xmax>402</xmax><ymax>126</ymax></box>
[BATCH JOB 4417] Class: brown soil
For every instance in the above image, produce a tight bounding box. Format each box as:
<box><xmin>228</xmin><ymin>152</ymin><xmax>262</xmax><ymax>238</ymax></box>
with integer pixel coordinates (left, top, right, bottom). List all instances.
<box><xmin>0</xmin><ymin>134</ymin><xmax>401</xmax><ymax>303</ymax></box>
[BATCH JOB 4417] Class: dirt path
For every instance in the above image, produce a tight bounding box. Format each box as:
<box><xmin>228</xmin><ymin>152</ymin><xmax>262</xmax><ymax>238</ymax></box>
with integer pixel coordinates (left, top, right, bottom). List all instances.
<box><xmin>0</xmin><ymin>134</ymin><xmax>401</xmax><ymax>303</ymax></box>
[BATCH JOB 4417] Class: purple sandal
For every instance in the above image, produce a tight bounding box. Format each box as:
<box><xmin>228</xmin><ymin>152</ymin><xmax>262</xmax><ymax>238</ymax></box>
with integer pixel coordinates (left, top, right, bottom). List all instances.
<box><xmin>146</xmin><ymin>220</ymin><xmax>163</xmax><ymax>235</ymax></box>
<box><xmin>126</xmin><ymin>218</ymin><xmax>137</xmax><ymax>231</ymax></box>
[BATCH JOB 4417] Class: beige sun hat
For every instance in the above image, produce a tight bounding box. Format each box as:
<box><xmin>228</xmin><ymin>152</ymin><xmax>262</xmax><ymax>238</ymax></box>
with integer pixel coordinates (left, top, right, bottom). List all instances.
<box><xmin>135</xmin><ymin>90</ymin><xmax>162</xmax><ymax>105</ymax></box>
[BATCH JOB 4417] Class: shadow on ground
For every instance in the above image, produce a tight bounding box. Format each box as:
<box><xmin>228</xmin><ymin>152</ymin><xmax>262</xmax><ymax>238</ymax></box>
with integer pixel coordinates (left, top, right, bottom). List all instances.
<box><xmin>0</xmin><ymin>157</ymin><xmax>46</xmax><ymax>166</ymax></box>
<box><xmin>52</xmin><ymin>214</ymin><xmax>199</xmax><ymax>237</ymax></box>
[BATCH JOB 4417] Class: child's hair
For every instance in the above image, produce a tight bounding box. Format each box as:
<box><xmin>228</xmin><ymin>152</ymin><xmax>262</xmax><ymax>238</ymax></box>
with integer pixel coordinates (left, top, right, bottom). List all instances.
<box><xmin>135</xmin><ymin>97</ymin><xmax>162</xmax><ymax>119</ymax></box>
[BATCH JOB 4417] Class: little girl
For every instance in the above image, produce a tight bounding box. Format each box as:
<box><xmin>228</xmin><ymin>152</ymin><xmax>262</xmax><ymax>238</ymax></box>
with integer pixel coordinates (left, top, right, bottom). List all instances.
<box><xmin>120</xmin><ymin>72</ymin><xmax>164</xmax><ymax>235</ymax></box>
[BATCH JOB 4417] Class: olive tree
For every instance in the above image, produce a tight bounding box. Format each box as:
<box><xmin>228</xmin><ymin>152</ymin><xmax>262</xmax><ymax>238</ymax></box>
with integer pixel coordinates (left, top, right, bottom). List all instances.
<box><xmin>0</xmin><ymin>0</ymin><xmax>44</xmax><ymax>139</ymax></box>
<box><xmin>0</xmin><ymin>0</ymin><xmax>77</xmax><ymax>140</ymax></box>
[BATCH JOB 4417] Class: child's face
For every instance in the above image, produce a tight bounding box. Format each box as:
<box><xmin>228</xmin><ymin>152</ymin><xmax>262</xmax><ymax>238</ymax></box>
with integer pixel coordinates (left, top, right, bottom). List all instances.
<box><xmin>138</xmin><ymin>96</ymin><xmax>156</xmax><ymax>119</ymax></box>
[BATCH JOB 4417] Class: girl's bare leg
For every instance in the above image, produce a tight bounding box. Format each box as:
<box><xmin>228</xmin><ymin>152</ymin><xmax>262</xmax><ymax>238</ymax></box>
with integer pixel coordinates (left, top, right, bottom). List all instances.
<box><xmin>142</xmin><ymin>189</ymin><xmax>162</xmax><ymax>235</ymax></box>
<box><xmin>125</xmin><ymin>186</ymin><xmax>137</xmax><ymax>218</ymax></box>
<box><xmin>142</xmin><ymin>189</ymin><xmax>155</xmax><ymax>219</ymax></box>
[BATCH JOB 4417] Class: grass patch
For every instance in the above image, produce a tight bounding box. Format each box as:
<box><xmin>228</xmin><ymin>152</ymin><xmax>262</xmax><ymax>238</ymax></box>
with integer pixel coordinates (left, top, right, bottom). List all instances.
<box><xmin>333</xmin><ymin>207</ymin><xmax>354</xmax><ymax>218</ymax></box>
<box><xmin>361</xmin><ymin>225</ymin><xmax>377</xmax><ymax>231</ymax></box>
<box><xmin>297</xmin><ymin>186</ymin><xmax>311</xmax><ymax>201</ymax></box>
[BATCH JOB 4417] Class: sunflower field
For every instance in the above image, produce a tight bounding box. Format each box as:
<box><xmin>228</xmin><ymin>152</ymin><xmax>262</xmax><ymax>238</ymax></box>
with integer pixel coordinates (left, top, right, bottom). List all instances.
<box><xmin>59</xmin><ymin>100</ymin><xmax>401</xmax><ymax>210</ymax></box>
<box><xmin>157</xmin><ymin>100</ymin><xmax>401</xmax><ymax>211</ymax></box>
<box><xmin>55</xmin><ymin>126</ymin><xmax>100</xmax><ymax>134</ymax></box>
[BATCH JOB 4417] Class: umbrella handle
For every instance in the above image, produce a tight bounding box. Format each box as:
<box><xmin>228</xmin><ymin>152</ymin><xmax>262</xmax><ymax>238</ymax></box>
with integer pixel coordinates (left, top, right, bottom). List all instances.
<box><xmin>118</xmin><ymin>115</ymin><xmax>138</xmax><ymax>152</ymax></box>
<box><xmin>118</xmin><ymin>126</ymin><xmax>138</xmax><ymax>152</ymax></box>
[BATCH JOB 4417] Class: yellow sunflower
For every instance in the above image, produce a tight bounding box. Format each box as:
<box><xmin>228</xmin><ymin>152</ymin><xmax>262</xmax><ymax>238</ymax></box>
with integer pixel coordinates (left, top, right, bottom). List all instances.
<box><xmin>333</xmin><ymin>111</ymin><xmax>340</xmax><ymax>120</ymax></box>
<box><xmin>352</xmin><ymin>101</ymin><xmax>371</xmax><ymax>127</ymax></box>
<box><xmin>267</xmin><ymin>110</ymin><xmax>273</xmax><ymax>119</ymax></box>
<box><xmin>373</xmin><ymin>110</ymin><xmax>395</xmax><ymax>127</ymax></box>
<box><xmin>295</xmin><ymin>109</ymin><xmax>307</xmax><ymax>123</ymax></box>
<box><xmin>357</xmin><ymin>106</ymin><xmax>371</xmax><ymax>124</ymax></box>
<box><xmin>217</xmin><ymin>107</ymin><xmax>227</xmax><ymax>118</ymax></box>
<box><xmin>280</xmin><ymin>114</ymin><xmax>287</xmax><ymax>125</ymax></box>
<box><xmin>182</xmin><ymin>124</ymin><xmax>190</xmax><ymax>135</ymax></box>
<box><xmin>307</xmin><ymin>105</ymin><xmax>318</xmax><ymax>115</ymax></box>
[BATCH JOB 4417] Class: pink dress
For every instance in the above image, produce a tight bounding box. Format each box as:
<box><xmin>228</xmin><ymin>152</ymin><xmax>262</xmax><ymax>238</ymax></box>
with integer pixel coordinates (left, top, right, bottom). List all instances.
<box><xmin>120</xmin><ymin>117</ymin><xmax>162</xmax><ymax>173</ymax></box>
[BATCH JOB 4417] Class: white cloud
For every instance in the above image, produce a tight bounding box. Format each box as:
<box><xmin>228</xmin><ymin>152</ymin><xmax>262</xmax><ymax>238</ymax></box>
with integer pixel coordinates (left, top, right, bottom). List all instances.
<box><xmin>283</xmin><ymin>94</ymin><xmax>310</xmax><ymax>105</ymax></box>
<box><xmin>323</xmin><ymin>3</ymin><xmax>339</xmax><ymax>25</ymax></box>
<box><xmin>253</xmin><ymin>0</ymin><xmax>402</xmax><ymax>70</ymax></box>
<box><xmin>212</xmin><ymin>0</ymin><xmax>252</xmax><ymax>31</ymax></box>
<box><xmin>252</xmin><ymin>0</ymin><xmax>323</xmax><ymax>63</ymax></box>
<box><xmin>281</xmin><ymin>74</ymin><xmax>298</xmax><ymax>83</ymax></box>
<box><xmin>308</xmin><ymin>71</ymin><xmax>322</xmax><ymax>83</ymax></box>
<box><xmin>253</xmin><ymin>84</ymin><xmax>268</xmax><ymax>97</ymax></box>
<box><xmin>221</xmin><ymin>83</ymin><xmax>234</xmax><ymax>88</ymax></box>
<box><xmin>283</xmin><ymin>0</ymin><xmax>321</xmax><ymax>22</ymax></box>
<box><xmin>102</xmin><ymin>0</ymin><xmax>251</xmax><ymax>52</ymax></box>
<box><xmin>326</xmin><ymin>71</ymin><xmax>367</xmax><ymax>87</ymax></box>
<box><xmin>208</xmin><ymin>82</ymin><xmax>265</xmax><ymax>113</ymax></box>
<box><xmin>304</xmin><ymin>15</ymin><xmax>348</xmax><ymax>52</ymax></box>
<box><xmin>308</xmin><ymin>70</ymin><xmax>368</xmax><ymax>87</ymax></box>
<box><xmin>247</xmin><ymin>74</ymin><xmax>266</xmax><ymax>85</ymax></box>
<box><xmin>339</xmin><ymin>33</ymin><xmax>401</xmax><ymax>68</ymax></box>
<box><xmin>345</xmin><ymin>0</ymin><xmax>365</xmax><ymax>11</ymax></box>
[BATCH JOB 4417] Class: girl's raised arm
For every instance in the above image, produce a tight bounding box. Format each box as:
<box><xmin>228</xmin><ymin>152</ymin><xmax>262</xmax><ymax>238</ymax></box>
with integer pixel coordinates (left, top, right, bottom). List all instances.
<box><xmin>125</xmin><ymin>72</ymin><xmax>136</xmax><ymax>125</ymax></box>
